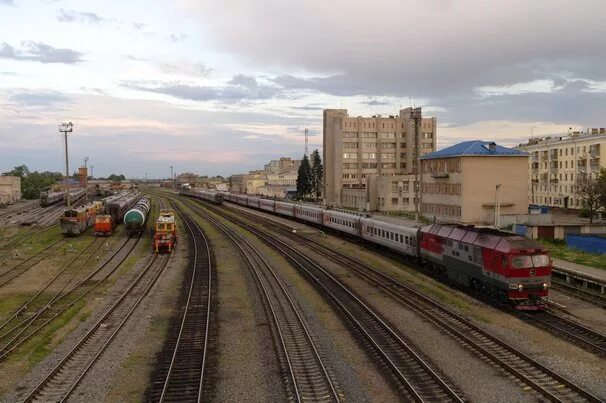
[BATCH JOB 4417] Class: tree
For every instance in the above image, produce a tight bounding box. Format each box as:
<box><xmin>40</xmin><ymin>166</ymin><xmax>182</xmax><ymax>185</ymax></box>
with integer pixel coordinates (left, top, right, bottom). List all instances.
<box><xmin>296</xmin><ymin>155</ymin><xmax>313</xmax><ymax>199</ymax></box>
<box><xmin>310</xmin><ymin>149</ymin><xmax>323</xmax><ymax>201</ymax></box>
<box><xmin>597</xmin><ymin>168</ymin><xmax>606</xmax><ymax>216</ymax></box>
<box><xmin>577</xmin><ymin>176</ymin><xmax>602</xmax><ymax>224</ymax></box>
<box><xmin>2</xmin><ymin>165</ymin><xmax>63</xmax><ymax>200</ymax></box>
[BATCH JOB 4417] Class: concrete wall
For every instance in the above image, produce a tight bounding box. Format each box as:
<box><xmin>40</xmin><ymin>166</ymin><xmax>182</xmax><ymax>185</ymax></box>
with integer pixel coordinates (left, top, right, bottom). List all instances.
<box><xmin>461</xmin><ymin>156</ymin><xmax>529</xmax><ymax>224</ymax></box>
<box><xmin>0</xmin><ymin>176</ymin><xmax>21</xmax><ymax>204</ymax></box>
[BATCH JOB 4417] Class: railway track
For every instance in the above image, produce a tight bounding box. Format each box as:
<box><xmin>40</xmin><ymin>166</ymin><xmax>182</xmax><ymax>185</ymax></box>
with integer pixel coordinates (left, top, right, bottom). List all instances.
<box><xmin>0</xmin><ymin>237</ymin><xmax>67</xmax><ymax>287</ymax></box>
<box><xmin>189</xmin><ymin>200</ymin><xmax>465</xmax><ymax>402</ymax></box>
<box><xmin>551</xmin><ymin>281</ymin><xmax>606</xmax><ymax>309</ymax></box>
<box><xmin>522</xmin><ymin>311</ymin><xmax>606</xmax><ymax>357</ymax></box>
<box><xmin>147</xmin><ymin>202</ymin><xmax>213</xmax><ymax>402</ymax></box>
<box><xmin>184</xmin><ymin>199</ymin><xmax>341</xmax><ymax>402</ymax></box>
<box><xmin>214</xmin><ymin>202</ymin><xmax>602</xmax><ymax>402</ymax></box>
<box><xmin>22</xmin><ymin>253</ymin><xmax>170</xmax><ymax>402</ymax></box>
<box><xmin>0</xmin><ymin>237</ymin><xmax>140</xmax><ymax>361</ymax></box>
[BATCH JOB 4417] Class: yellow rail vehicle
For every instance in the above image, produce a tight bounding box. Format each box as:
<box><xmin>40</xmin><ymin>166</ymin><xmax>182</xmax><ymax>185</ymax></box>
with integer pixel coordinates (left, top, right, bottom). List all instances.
<box><xmin>153</xmin><ymin>209</ymin><xmax>177</xmax><ymax>253</ymax></box>
<box><xmin>60</xmin><ymin>201</ymin><xmax>104</xmax><ymax>236</ymax></box>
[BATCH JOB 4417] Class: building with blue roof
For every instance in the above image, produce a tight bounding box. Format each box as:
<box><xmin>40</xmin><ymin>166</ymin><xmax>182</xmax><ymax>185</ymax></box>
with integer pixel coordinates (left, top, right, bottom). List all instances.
<box><xmin>420</xmin><ymin>140</ymin><xmax>529</xmax><ymax>226</ymax></box>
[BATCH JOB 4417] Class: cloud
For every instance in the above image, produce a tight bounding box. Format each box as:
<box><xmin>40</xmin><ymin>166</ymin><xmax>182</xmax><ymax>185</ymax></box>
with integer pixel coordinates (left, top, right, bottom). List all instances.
<box><xmin>0</xmin><ymin>41</ymin><xmax>83</xmax><ymax>64</ymax></box>
<box><xmin>9</xmin><ymin>91</ymin><xmax>71</xmax><ymax>107</ymax></box>
<box><xmin>180</xmin><ymin>0</ymin><xmax>606</xmax><ymax>98</ymax></box>
<box><xmin>123</xmin><ymin>74</ymin><xmax>281</xmax><ymax>102</ymax></box>
<box><xmin>169</xmin><ymin>33</ymin><xmax>187</xmax><ymax>42</ymax></box>
<box><xmin>159</xmin><ymin>62</ymin><xmax>212</xmax><ymax>77</ymax></box>
<box><xmin>0</xmin><ymin>0</ymin><xmax>16</xmax><ymax>6</ymax></box>
<box><xmin>57</xmin><ymin>8</ymin><xmax>111</xmax><ymax>24</ymax></box>
<box><xmin>133</xmin><ymin>22</ymin><xmax>146</xmax><ymax>30</ymax></box>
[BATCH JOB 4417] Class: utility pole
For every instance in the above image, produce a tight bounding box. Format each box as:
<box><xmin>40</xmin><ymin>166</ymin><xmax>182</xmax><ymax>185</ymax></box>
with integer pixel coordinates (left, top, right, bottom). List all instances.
<box><xmin>59</xmin><ymin>122</ymin><xmax>74</xmax><ymax>207</ymax></box>
<box><xmin>90</xmin><ymin>165</ymin><xmax>94</xmax><ymax>179</ymax></box>
<box><xmin>495</xmin><ymin>184</ymin><xmax>501</xmax><ymax>228</ymax></box>
<box><xmin>411</xmin><ymin>107</ymin><xmax>422</xmax><ymax>222</ymax></box>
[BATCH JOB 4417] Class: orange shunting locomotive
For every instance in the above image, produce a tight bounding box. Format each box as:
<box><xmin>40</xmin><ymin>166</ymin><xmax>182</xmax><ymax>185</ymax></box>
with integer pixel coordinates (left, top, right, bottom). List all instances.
<box><xmin>153</xmin><ymin>209</ymin><xmax>177</xmax><ymax>253</ymax></box>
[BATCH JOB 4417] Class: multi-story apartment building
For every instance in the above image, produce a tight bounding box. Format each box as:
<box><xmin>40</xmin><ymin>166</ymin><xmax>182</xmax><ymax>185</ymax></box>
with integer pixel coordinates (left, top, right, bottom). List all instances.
<box><xmin>264</xmin><ymin>157</ymin><xmax>301</xmax><ymax>174</ymax></box>
<box><xmin>323</xmin><ymin>107</ymin><xmax>436</xmax><ymax>205</ymax></box>
<box><xmin>517</xmin><ymin>129</ymin><xmax>606</xmax><ymax>209</ymax></box>
<box><xmin>420</xmin><ymin>140</ymin><xmax>529</xmax><ymax>225</ymax></box>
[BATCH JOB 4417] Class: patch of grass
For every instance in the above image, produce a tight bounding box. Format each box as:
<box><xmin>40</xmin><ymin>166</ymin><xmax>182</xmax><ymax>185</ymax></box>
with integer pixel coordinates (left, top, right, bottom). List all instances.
<box><xmin>539</xmin><ymin>238</ymin><xmax>606</xmax><ymax>270</ymax></box>
<box><xmin>0</xmin><ymin>293</ymin><xmax>32</xmax><ymax>319</ymax></box>
<box><xmin>7</xmin><ymin>298</ymin><xmax>87</xmax><ymax>368</ymax></box>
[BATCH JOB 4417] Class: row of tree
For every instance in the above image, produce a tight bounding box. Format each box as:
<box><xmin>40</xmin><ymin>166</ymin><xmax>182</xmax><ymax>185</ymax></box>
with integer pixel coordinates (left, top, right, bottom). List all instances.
<box><xmin>296</xmin><ymin>149</ymin><xmax>323</xmax><ymax>200</ymax></box>
<box><xmin>578</xmin><ymin>168</ymin><xmax>606</xmax><ymax>223</ymax></box>
<box><xmin>2</xmin><ymin>165</ymin><xmax>63</xmax><ymax>200</ymax></box>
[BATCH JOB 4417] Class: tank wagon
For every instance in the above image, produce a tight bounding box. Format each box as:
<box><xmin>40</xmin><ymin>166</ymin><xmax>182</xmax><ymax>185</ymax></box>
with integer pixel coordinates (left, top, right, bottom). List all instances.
<box><xmin>153</xmin><ymin>209</ymin><xmax>177</xmax><ymax>253</ymax></box>
<box><xmin>66</xmin><ymin>188</ymin><xmax>87</xmax><ymax>205</ymax></box>
<box><xmin>106</xmin><ymin>191</ymin><xmax>141</xmax><ymax>223</ymax></box>
<box><xmin>219</xmin><ymin>193</ymin><xmax>553</xmax><ymax>310</ymax></box>
<box><xmin>60</xmin><ymin>201</ymin><xmax>103</xmax><ymax>236</ymax></box>
<box><xmin>40</xmin><ymin>191</ymin><xmax>64</xmax><ymax>207</ymax></box>
<box><xmin>124</xmin><ymin>197</ymin><xmax>151</xmax><ymax>236</ymax></box>
<box><xmin>179</xmin><ymin>188</ymin><xmax>223</xmax><ymax>204</ymax></box>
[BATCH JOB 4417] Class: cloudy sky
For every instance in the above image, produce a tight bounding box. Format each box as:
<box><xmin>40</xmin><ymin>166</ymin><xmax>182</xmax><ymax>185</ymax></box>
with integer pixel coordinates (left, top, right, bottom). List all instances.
<box><xmin>1</xmin><ymin>0</ymin><xmax>605</xmax><ymax>178</ymax></box>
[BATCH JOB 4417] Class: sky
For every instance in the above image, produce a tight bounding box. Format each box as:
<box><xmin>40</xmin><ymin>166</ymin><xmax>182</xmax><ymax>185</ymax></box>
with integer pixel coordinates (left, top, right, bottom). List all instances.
<box><xmin>1</xmin><ymin>0</ymin><xmax>605</xmax><ymax>179</ymax></box>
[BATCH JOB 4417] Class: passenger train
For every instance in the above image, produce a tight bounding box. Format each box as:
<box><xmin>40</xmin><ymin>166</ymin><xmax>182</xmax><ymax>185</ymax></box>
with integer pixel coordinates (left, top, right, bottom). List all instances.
<box><xmin>184</xmin><ymin>191</ymin><xmax>552</xmax><ymax>310</ymax></box>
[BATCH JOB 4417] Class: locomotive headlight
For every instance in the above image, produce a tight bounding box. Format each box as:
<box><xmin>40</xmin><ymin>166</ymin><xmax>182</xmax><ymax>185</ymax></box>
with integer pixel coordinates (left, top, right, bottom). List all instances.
<box><xmin>517</xmin><ymin>284</ymin><xmax>524</xmax><ymax>291</ymax></box>
<box><xmin>542</xmin><ymin>282</ymin><xmax>551</xmax><ymax>289</ymax></box>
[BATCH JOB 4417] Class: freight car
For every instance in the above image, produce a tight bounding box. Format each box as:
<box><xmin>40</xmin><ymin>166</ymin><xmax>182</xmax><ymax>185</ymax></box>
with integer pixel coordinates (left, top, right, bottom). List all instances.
<box><xmin>40</xmin><ymin>191</ymin><xmax>64</xmax><ymax>207</ymax></box>
<box><xmin>106</xmin><ymin>191</ymin><xmax>141</xmax><ymax>223</ymax></box>
<box><xmin>60</xmin><ymin>201</ymin><xmax>104</xmax><ymax>236</ymax></box>
<box><xmin>179</xmin><ymin>188</ymin><xmax>223</xmax><ymax>204</ymax></box>
<box><xmin>124</xmin><ymin>197</ymin><xmax>151</xmax><ymax>236</ymax></box>
<box><xmin>153</xmin><ymin>209</ymin><xmax>177</xmax><ymax>253</ymax></box>
<box><xmin>215</xmin><ymin>193</ymin><xmax>552</xmax><ymax>310</ymax></box>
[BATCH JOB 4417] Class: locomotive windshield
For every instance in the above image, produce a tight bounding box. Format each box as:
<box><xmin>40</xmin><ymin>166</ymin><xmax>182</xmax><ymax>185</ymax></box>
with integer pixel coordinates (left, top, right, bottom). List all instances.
<box><xmin>511</xmin><ymin>254</ymin><xmax>550</xmax><ymax>268</ymax></box>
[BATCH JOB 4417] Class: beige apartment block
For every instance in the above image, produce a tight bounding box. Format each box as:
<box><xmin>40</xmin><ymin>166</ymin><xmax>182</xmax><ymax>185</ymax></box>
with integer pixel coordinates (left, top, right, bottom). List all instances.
<box><xmin>342</xmin><ymin>174</ymin><xmax>417</xmax><ymax>212</ymax></box>
<box><xmin>264</xmin><ymin>157</ymin><xmax>301</xmax><ymax>173</ymax></box>
<box><xmin>420</xmin><ymin>141</ymin><xmax>529</xmax><ymax>225</ymax></box>
<box><xmin>323</xmin><ymin>107</ymin><xmax>436</xmax><ymax>205</ymax></box>
<box><xmin>517</xmin><ymin>129</ymin><xmax>606</xmax><ymax>209</ymax></box>
<box><xmin>0</xmin><ymin>175</ymin><xmax>21</xmax><ymax>204</ymax></box>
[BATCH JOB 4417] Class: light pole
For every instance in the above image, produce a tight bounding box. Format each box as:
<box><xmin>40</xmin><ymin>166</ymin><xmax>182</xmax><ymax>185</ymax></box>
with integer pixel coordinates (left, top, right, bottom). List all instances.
<box><xmin>59</xmin><ymin>122</ymin><xmax>74</xmax><ymax>207</ymax></box>
<box><xmin>494</xmin><ymin>184</ymin><xmax>501</xmax><ymax>228</ymax></box>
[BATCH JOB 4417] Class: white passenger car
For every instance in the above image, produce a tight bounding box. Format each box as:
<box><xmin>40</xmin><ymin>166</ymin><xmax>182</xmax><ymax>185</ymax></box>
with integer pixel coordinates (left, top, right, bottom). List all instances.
<box><xmin>322</xmin><ymin>210</ymin><xmax>361</xmax><ymax>236</ymax></box>
<box><xmin>260</xmin><ymin>199</ymin><xmax>276</xmax><ymax>213</ymax></box>
<box><xmin>275</xmin><ymin>201</ymin><xmax>295</xmax><ymax>217</ymax></box>
<box><xmin>361</xmin><ymin>217</ymin><xmax>418</xmax><ymax>257</ymax></box>
<box><xmin>294</xmin><ymin>204</ymin><xmax>323</xmax><ymax>225</ymax></box>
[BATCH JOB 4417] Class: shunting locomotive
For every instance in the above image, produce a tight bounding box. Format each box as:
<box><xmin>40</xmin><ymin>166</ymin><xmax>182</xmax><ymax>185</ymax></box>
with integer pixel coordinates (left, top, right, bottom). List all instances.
<box><xmin>153</xmin><ymin>209</ymin><xmax>177</xmax><ymax>253</ymax></box>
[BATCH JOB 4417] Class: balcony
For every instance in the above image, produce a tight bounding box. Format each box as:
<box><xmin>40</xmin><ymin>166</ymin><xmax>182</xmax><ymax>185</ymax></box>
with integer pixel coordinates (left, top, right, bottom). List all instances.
<box><xmin>550</xmin><ymin>151</ymin><xmax>558</xmax><ymax>160</ymax></box>
<box><xmin>590</xmin><ymin>163</ymin><xmax>600</xmax><ymax>172</ymax></box>
<box><xmin>431</xmin><ymin>172</ymin><xmax>449</xmax><ymax>179</ymax></box>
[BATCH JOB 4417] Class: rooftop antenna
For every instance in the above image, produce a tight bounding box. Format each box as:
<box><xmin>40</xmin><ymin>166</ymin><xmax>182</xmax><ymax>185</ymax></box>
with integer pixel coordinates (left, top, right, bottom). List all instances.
<box><xmin>83</xmin><ymin>156</ymin><xmax>89</xmax><ymax>168</ymax></box>
<box><xmin>304</xmin><ymin>128</ymin><xmax>309</xmax><ymax>157</ymax></box>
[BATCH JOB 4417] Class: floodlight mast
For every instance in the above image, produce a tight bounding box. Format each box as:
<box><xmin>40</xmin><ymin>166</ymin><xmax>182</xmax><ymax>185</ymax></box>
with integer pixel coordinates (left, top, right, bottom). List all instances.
<box><xmin>59</xmin><ymin>122</ymin><xmax>74</xmax><ymax>207</ymax></box>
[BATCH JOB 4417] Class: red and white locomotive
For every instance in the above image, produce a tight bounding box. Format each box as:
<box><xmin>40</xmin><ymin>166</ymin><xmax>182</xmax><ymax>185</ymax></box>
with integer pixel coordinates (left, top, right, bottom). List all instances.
<box><xmin>190</xmin><ymin>192</ymin><xmax>552</xmax><ymax>310</ymax></box>
<box><xmin>419</xmin><ymin>224</ymin><xmax>551</xmax><ymax>310</ymax></box>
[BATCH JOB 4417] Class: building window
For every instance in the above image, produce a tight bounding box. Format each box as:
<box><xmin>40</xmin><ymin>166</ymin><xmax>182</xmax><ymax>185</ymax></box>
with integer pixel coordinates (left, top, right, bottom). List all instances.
<box><xmin>391</xmin><ymin>197</ymin><xmax>399</xmax><ymax>205</ymax></box>
<box><xmin>343</xmin><ymin>153</ymin><xmax>357</xmax><ymax>159</ymax></box>
<box><xmin>361</xmin><ymin>153</ymin><xmax>376</xmax><ymax>159</ymax></box>
<box><xmin>362</xmin><ymin>142</ymin><xmax>377</xmax><ymax>148</ymax></box>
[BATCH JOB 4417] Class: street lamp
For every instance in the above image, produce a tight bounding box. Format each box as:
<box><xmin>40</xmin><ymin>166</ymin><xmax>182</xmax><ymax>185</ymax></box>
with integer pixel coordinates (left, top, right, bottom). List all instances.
<box><xmin>59</xmin><ymin>122</ymin><xmax>74</xmax><ymax>207</ymax></box>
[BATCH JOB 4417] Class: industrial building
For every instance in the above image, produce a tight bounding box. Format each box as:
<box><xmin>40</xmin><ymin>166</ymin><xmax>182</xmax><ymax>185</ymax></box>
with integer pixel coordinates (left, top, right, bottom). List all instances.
<box><xmin>517</xmin><ymin>129</ymin><xmax>606</xmax><ymax>209</ymax></box>
<box><xmin>0</xmin><ymin>175</ymin><xmax>21</xmax><ymax>204</ymax></box>
<box><xmin>323</xmin><ymin>107</ymin><xmax>436</xmax><ymax>206</ymax></box>
<box><xmin>420</xmin><ymin>140</ymin><xmax>529</xmax><ymax>225</ymax></box>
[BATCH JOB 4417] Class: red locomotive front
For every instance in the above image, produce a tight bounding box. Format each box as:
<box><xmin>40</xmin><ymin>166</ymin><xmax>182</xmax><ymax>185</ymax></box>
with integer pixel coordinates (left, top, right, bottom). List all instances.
<box><xmin>153</xmin><ymin>209</ymin><xmax>177</xmax><ymax>253</ymax></box>
<box><xmin>419</xmin><ymin>224</ymin><xmax>551</xmax><ymax>310</ymax></box>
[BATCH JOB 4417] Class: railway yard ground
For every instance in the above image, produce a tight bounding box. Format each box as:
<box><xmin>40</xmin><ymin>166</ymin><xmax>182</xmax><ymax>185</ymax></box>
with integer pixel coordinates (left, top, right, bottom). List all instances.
<box><xmin>0</xmin><ymin>188</ymin><xmax>605</xmax><ymax>402</ymax></box>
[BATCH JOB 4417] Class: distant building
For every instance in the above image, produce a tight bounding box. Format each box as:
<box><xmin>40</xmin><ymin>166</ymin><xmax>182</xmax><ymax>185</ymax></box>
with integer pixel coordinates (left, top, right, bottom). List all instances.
<box><xmin>323</xmin><ymin>107</ymin><xmax>436</xmax><ymax>205</ymax></box>
<box><xmin>420</xmin><ymin>140</ymin><xmax>529</xmax><ymax>225</ymax></box>
<box><xmin>265</xmin><ymin>157</ymin><xmax>301</xmax><ymax>173</ymax></box>
<box><xmin>517</xmin><ymin>128</ymin><xmax>606</xmax><ymax>209</ymax></box>
<box><xmin>177</xmin><ymin>172</ymin><xmax>198</xmax><ymax>185</ymax></box>
<box><xmin>0</xmin><ymin>175</ymin><xmax>21</xmax><ymax>204</ymax></box>
<box><xmin>257</xmin><ymin>170</ymin><xmax>298</xmax><ymax>199</ymax></box>
<box><xmin>342</xmin><ymin>174</ymin><xmax>417</xmax><ymax>213</ymax></box>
